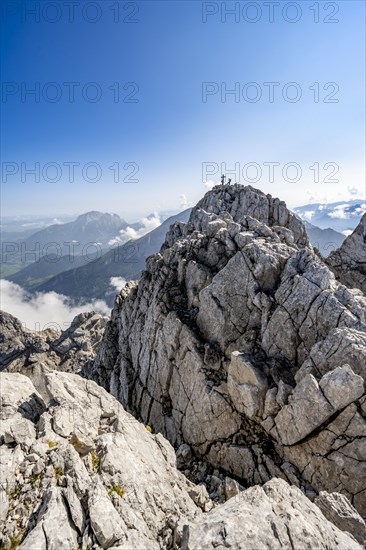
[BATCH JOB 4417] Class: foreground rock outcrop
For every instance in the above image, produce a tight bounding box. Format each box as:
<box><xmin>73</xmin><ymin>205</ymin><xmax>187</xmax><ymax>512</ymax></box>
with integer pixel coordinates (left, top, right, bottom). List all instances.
<box><xmin>0</xmin><ymin>310</ymin><xmax>107</xmax><ymax>374</ymax></box>
<box><xmin>0</xmin><ymin>371</ymin><xmax>199</xmax><ymax>549</ymax></box>
<box><xmin>327</xmin><ymin>212</ymin><xmax>366</xmax><ymax>294</ymax></box>
<box><xmin>91</xmin><ymin>184</ymin><xmax>366</xmax><ymax>516</ymax></box>
<box><xmin>0</xmin><ymin>371</ymin><xmax>364</xmax><ymax>549</ymax></box>
<box><xmin>185</xmin><ymin>478</ymin><xmax>363</xmax><ymax>549</ymax></box>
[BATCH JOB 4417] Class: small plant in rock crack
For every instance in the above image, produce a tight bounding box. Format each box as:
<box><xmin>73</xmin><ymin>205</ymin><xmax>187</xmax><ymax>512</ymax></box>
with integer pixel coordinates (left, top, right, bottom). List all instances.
<box><xmin>145</xmin><ymin>425</ymin><xmax>152</xmax><ymax>433</ymax></box>
<box><xmin>8</xmin><ymin>485</ymin><xmax>21</xmax><ymax>498</ymax></box>
<box><xmin>47</xmin><ymin>440</ymin><xmax>59</xmax><ymax>449</ymax></box>
<box><xmin>9</xmin><ymin>532</ymin><xmax>24</xmax><ymax>550</ymax></box>
<box><xmin>108</xmin><ymin>484</ymin><xmax>125</xmax><ymax>498</ymax></box>
<box><xmin>53</xmin><ymin>467</ymin><xmax>64</xmax><ymax>481</ymax></box>
<box><xmin>90</xmin><ymin>450</ymin><xmax>100</xmax><ymax>472</ymax></box>
<box><xmin>30</xmin><ymin>474</ymin><xmax>43</xmax><ymax>485</ymax></box>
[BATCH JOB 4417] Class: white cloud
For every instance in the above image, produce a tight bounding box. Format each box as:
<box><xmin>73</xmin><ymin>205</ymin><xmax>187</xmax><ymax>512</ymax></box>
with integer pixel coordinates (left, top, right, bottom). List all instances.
<box><xmin>355</xmin><ymin>204</ymin><xmax>366</xmax><ymax>216</ymax></box>
<box><xmin>342</xmin><ymin>229</ymin><xmax>353</xmax><ymax>237</ymax></box>
<box><xmin>203</xmin><ymin>180</ymin><xmax>217</xmax><ymax>190</ymax></box>
<box><xmin>179</xmin><ymin>194</ymin><xmax>191</xmax><ymax>209</ymax></box>
<box><xmin>108</xmin><ymin>214</ymin><xmax>162</xmax><ymax>246</ymax></box>
<box><xmin>21</xmin><ymin>218</ymin><xmax>64</xmax><ymax>229</ymax></box>
<box><xmin>305</xmin><ymin>190</ymin><xmax>329</xmax><ymax>204</ymax></box>
<box><xmin>327</xmin><ymin>203</ymin><xmax>365</xmax><ymax>220</ymax></box>
<box><xmin>328</xmin><ymin>204</ymin><xmax>354</xmax><ymax>219</ymax></box>
<box><xmin>109</xmin><ymin>277</ymin><xmax>127</xmax><ymax>292</ymax></box>
<box><xmin>347</xmin><ymin>186</ymin><xmax>360</xmax><ymax>196</ymax></box>
<box><xmin>0</xmin><ymin>280</ymin><xmax>110</xmax><ymax>333</ymax></box>
<box><xmin>302</xmin><ymin>210</ymin><xmax>315</xmax><ymax>221</ymax></box>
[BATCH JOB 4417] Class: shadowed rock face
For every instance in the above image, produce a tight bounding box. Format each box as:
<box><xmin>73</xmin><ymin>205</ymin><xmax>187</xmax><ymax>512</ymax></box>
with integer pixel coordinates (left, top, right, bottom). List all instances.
<box><xmin>0</xmin><ymin>310</ymin><xmax>108</xmax><ymax>374</ymax></box>
<box><xmin>91</xmin><ymin>184</ymin><xmax>366</xmax><ymax>515</ymax></box>
<box><xmin>327</xmin><ymin>213</ymin><xmax>366</xmax><ymax>294</ymax></box>
<box><xmin>0</xmin><ymin>371</ymin><xmax>363</xmax><ymax>549</ymax></box>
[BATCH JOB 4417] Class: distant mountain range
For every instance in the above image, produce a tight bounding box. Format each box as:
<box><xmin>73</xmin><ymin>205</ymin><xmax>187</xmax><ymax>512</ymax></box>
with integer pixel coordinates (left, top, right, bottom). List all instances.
<box><xmin>0</xmin><ymin>214</ymin><xmax>74</xmax><ymax>234</ymax></box>
<box><xmin>0</xmin><ymin>211</ymin><xmax>141</xmax><ymax>276</ymax></box>
<box><xmin>6</xmin><ymin>211</ymin><xmax>130</xmax><ymax>259</ymax></box>
<box><xmin>6</xmin><ymin>253</ymin><xmax>96</xmax><ymax>289</ymax></box>
<box><xmin>303</xmin><ymin>221</ymin><xmax>345</xmax><ymax>256</ymax></box>
<box><xmin>293</xmin><ymin>199</ymin><xmax>365</xmax><ymax>233</ymax></box>
<box><xmin>2</xmin><ymin>199</ymin><xmax>364</xmax><ymax>305</ymax></box>
<box><xmin>30</xmin><ymin>209</ymin><xmax>192</xmax><ymax>306</ymax></box>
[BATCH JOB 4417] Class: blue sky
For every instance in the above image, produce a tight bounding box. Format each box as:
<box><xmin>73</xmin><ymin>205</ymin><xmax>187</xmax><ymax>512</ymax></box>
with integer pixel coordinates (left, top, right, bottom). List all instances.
<box><xmin>1</xmin><ymin>0</ymin><xmax>365</xmax><ymax>219</ymax></box>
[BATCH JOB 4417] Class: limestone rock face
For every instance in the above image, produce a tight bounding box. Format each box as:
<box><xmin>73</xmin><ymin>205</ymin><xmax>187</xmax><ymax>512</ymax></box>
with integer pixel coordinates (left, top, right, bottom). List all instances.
<box><xmin>0</xmin><ymin>371</ymin><xmax>200</xmax><ymax>549</ymax></box>
<box><xmin>1</xmin><ymin>371</ymin><xmax>363</xmax><ymax>549</ymax></box>
<box><xmin>327</xmin><ymin>213</ymin><xmax>366</xmax><ymax>293</ymax></box>
<box><xmin>91</xmin><ymin>184</ymin><xmax>366</xmax><ymax>516</ymax></box>
<box><xmin>274</xmin><ymin>367</ymin><xmax>364</xmax><ymax>446</ymax></box>
<box><xmin>227</xmin><ymin>352</ymin><xmax>268</xmax><ymax>419</ymax></box>
<box><xmin>195</xmin><ymin>184</ymin><xmax>309</xmax><ymax>247</ymax></box>
<box><xmin>314</xmin><ymin>491</ymin><xmax>366</xmax><ymax>545</ymax></box>
<box><xmin>184</xmin><ymin>478</ymin><xmax>361</xmax><ymax>550</ymax></box>
<box><xmin>0</xmin><ymin>310</ymin><xmax>108</xmax><ymax>374</ymax></box>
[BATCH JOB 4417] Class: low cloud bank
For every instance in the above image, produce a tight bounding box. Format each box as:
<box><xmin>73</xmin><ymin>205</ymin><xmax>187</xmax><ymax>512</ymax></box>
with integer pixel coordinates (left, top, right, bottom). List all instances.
<box><xmin>328</xmin><ymin>203</ymin><xmax>366</xmax><ymax>220</ymax></box>
<box><xmin>0</xmin><ymin>280</ymin><xmax>110</xmax><ymax>333</ymax></box>
<box><xmin>108</xmin><ymin>214</ymin><xmax>162</xmax><ymax>246</ymax></box>
<box><xmin>109</xmin><ymin>277</ymin><xmax>127</xmax><ymax>292</ymax></box>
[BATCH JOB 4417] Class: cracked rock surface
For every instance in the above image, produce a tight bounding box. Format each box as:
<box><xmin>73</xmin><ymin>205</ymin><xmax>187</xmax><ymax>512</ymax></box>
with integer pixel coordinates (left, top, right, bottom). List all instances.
<box><xmin>0</xmin><ymin>310</ymin><xmax>108</xmax><ymax>374</ymax></box>
<box><xmin>327</xmin><ymin>213</ymin><xmax>366</xmax><ymax>294</ymax></box>
<box><xmin>0</xmin><ymin>371</ymin><xmax>363</xmax><ymax>549</ymax></box>
<box><xmin>91</xmin><ymin>184</ymin><xmax>366</xmax><ymax>517</ymax></box>
<box><xmin>184</xmin><ymin>478</ymin><xmax>361</xmax><ymax>549</ymax></box>
<box><xmin>0</xmin><ymin>371</ymin><xmax>200</xmax><ymax>549</ymax></box>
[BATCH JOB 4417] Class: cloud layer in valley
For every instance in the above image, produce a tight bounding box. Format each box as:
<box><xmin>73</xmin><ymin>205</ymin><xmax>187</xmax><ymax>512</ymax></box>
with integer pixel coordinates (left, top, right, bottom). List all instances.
<box><xmin>328</xmin><ymin>203</ymin><xmax>366</xmax><ymax>220</ymax></box>
<box><xmin>0</xmin><ymin>280</ymin><xmax>110</xmax><ymax>332</ymax></box>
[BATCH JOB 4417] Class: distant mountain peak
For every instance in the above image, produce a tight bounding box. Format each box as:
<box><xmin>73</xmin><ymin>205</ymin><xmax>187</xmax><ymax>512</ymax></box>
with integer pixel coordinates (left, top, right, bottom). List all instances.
<box><xmin>76</xmin><ymin>211</ymin><xmax>122</xmax><ymax>224</ymax></box>
<box><xmin>293</xmin><ymin>198</ymin><xmax>366</xmax><ymax>232</ymax></box>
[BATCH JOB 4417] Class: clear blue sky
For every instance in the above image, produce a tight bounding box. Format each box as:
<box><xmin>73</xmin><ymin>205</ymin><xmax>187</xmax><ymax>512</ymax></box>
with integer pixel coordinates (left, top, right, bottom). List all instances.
<box><xmin>1</xmin><ymin>0</ymin><xmax>365</xmax><ymax>218</ymax></box>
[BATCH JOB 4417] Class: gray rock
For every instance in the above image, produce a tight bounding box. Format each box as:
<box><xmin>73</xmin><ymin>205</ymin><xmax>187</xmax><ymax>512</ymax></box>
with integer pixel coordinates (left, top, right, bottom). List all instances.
<box><xmin>227</xmin><ymin>352</ymin><xmax>268</xmax><ymax>419</ymax></box>
<box><xmin>0</xmin><ymin>310</ymin><xmax>107</xmax><ymax>374</ymax></box>
<box><xmin>19</xmin><ymin>487</ymin><xmax>79</xmax><ymax>550</ymax></box>
<box><xmin>176</xmin><ymin>443</ymin><xmax>193</xmax><ymax>468</ymax></box>
<box><xmin>275</xmin><ymin>367</ymin><xmax>364</xmax><ymax>446</ymax></box>
<box><xmin>62</xmin><ymin>482</ymin><xmax>85</xmax><ymax>534</ymax></box>
<box><xmin>0</xmin><ymin>371</ymin><xmax>200</xmax><ymax>549</ymax></box>
<box><xmin>89</xmin><ymin>184</ymin><xmax>366</xmax><ymax>515</ymax></box>
<box><xmin>187</xmin><ymin>484</ymin><xmax>211</xmax><ymax>510</ymax></box>
<box><xmin>88</xmin><ymin>479</ymin><xmax>125</xmax><ymax>548</ymax></box>
<box><xmin>315</xmin><ymin>491</ymin><xmax>366</xmax><ymax>544</ymax></box>
<box><xmin>224</xmin><ymin>476</ymin><xmax>240</xmax><ymax>500</ymax></box>
<box><xmin>319</xmin><ymin>365</ymin><xmax>364</xmax><ymax>410</ymax></box>
<box><xmin>274</xmin><ymin>374</ymin><xmax>334</xmax><ymax>446</ymax></box>
<box><xmin>184</xmin><ymin>478</ymin><xmax>361</xmax><ymax>549</ymax></box>
<box><xmin>327</xmin><ymin>213</ymin><xmax>366</xmax><ymax>294</ymax></box>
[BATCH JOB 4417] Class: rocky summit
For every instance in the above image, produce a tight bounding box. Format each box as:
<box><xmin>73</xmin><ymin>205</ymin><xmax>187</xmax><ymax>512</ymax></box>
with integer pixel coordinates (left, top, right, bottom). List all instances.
<box><xmin>91</xmin><ymin>185</ymin><xmax>366</xmax><ymax>516</ymax></box>
<box><xmin>1</xmin><ymin>184</ymin><xmax>366</xmax><ymax>549</ymax></box>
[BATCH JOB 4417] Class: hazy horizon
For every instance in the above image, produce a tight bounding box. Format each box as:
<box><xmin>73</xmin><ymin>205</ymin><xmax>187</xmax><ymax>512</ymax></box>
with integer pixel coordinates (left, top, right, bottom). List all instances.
<box><xmin>2</xmin><ymin>185</ymin><xmax>365</xmax><ymax>222</ymax></box>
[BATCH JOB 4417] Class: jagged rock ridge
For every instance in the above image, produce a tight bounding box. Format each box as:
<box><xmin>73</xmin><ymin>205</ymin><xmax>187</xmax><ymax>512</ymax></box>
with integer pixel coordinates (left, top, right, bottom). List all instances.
<box><xmin>0</xmin><ymin>310</ymin><xmax>107</xmax><ymax>374</ymax></box>
<box><xmin>0</xmin><ymin>371</ymin><xmax>364</xmax><ymax>549</ymax></box>
<box><xmin>91</xmin><ymin>184</ymin><xmax>366</xmax><ymax>516</ymax></box>
<box><xmin>327</xmin><ymin>213</ymin><xmax>366</xmax><ymax>294</ymax></box>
